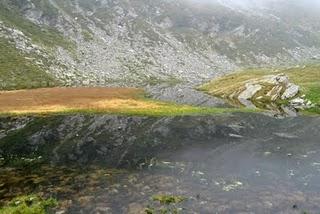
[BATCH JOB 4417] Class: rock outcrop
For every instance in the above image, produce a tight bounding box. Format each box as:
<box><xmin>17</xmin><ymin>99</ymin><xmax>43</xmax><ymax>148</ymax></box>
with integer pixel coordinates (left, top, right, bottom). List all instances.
<box><xmin>228</xmin><ymin>73</ymin><xmax>313</xmax><ymax>110</ymax></box>
<box><xmin>281</xmin><ymin>83</ymin><xmax>300</xmax><ymax>100</ymax></box>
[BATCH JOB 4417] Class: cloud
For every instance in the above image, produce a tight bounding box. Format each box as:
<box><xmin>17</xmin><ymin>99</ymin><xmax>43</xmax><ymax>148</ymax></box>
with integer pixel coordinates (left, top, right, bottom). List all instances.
<box><xmin>187</xmin><ymin>0</ymin><xmax>320</xmax><ymax>9</ymax></box>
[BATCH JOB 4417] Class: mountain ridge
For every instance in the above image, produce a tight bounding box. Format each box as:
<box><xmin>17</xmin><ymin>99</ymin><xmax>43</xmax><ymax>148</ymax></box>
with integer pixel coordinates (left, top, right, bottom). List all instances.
<box><xmin>1</xmin><ymin>0</ymin><xmax>320</xmax><ymax>89</ymax></box>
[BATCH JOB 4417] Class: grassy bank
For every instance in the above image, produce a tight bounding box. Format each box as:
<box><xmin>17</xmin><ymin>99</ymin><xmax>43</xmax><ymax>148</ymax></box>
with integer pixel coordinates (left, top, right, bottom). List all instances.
<box><xmin>0</xmin><ymin>87</ymin><xmax>254</xmax><ymax>117</ymax></box>
<box><xmin>199</xmin><ymin>64</ymin><xmax>320</xmax><ymax>114</ymax></box>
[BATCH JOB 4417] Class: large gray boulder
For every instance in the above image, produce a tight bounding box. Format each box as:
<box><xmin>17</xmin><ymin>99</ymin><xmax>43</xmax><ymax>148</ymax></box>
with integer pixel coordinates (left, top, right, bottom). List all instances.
<box><xmin>281</xmin><ymin>83</ymin><xmax>300</xmax><ymax>99</ymax></box>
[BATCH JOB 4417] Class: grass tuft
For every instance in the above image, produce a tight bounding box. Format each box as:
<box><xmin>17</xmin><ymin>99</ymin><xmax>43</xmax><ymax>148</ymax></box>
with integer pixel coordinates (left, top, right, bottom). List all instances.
<box><xmin>0</xmin><ymin>195</ymin><xmax>57</xmax><ymax>214</ymax></box>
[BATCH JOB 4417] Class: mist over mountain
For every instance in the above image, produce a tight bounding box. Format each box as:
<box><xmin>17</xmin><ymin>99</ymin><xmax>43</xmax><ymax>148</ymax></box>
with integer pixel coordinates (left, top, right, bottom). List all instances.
<box><xmin>1</xmin><ymin>0</ymin><xmax>320</xmax><ymax>88</ymax></box>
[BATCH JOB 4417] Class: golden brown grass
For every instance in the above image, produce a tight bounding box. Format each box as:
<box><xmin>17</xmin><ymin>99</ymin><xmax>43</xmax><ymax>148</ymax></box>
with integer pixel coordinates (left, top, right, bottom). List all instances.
<box><xmin>0</xmin><ymin>87</ymin><xmax>145</xmax><ymax>114</ymax></box>
<box><xmin>0</xmin><ymin>87</ymin><xmax>240</xmax><ymax>116</ymax></box>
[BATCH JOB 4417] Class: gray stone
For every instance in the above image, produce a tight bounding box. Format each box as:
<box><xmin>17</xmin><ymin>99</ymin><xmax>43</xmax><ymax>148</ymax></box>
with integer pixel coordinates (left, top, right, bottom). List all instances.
<box><xmin>238</xmin><ymin>83</ymin><xmax>262</xmax><ymax>100</ymax></box>
<box><xmin>290</xmin><ymin>97</ymin><xmax>305</xmax><ymax>105</ymax></box>
<box><xmin>281</xmin><ymin>83</ymin><xmax>299</xmax><ymax>99</ymax></box>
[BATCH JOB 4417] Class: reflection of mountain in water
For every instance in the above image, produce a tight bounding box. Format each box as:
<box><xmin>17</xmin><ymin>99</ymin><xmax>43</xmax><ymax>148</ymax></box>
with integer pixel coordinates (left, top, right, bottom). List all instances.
<box><xmin>1</xmin><ymin>113</ymin><xmax>319</xmax><ymax>167</ymax></box>
<box><xmin>1</xmin><ymin>113</ymin><xmax>320</xmax><ymax>213</ymax></box>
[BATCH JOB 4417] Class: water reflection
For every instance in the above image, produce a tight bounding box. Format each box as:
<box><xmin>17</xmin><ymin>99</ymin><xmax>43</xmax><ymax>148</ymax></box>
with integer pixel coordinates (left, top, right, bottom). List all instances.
<box><xmin>0</xmin><ymin>113</ymin><xmax>320</xmax><ymax>213</ymax></box>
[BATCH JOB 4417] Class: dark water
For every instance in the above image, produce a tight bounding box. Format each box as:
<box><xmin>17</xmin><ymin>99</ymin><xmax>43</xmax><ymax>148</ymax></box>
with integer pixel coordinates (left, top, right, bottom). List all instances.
<box><xmin>1</xmin><ymin>113</ymin><xmax>320</xmax><ymax>213</ymax></box>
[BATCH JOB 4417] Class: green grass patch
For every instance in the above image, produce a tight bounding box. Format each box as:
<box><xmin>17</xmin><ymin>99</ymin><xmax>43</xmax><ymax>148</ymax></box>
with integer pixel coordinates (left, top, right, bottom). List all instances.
<box><xmin>0</xmin><ymin>37</ymin><xmax>58</xmax><ymax>90</ymax></box>
<box><xmin>146</xmin><ymin>194</ymin><xmax>187</xmax><ymax>214</ymax></box>
<box><xmin>152</xmin><ymin>195</ymin><xmax>186</xmax><ymax>205</ymax></box>
<box><xmin>59</xmin><ymin>105</ymin><xmax>251</xmax><ymax>117</ymax></box>
<box><xmin>305</xmin><ymin>86</ymin><xmax>320</xmax><ymax>105</ymax></box>
<box><xmin>0</xmin><ymin>195</ymin><xmax>57</xmax><ymax>214</ymax></box>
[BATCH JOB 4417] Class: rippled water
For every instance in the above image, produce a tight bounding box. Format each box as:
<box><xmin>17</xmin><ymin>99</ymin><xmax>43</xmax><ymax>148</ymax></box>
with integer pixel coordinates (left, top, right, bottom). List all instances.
<box><xmin>1</xmin><ymin>113</ymin><xmax>320</xmax><ymax>213</ymax></box>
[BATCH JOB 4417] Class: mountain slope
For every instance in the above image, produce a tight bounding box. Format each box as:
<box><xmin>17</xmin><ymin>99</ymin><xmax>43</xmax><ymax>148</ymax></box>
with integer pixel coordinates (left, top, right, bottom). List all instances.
<box><xmin>0</xmin><ymin>37</ymin><xmax>57</xmax><ymax>90</ymax></box>
<box><xmin>0</xmin><ymin>0</ymin><xmax>320</xmax><ymax>89</ymax></box>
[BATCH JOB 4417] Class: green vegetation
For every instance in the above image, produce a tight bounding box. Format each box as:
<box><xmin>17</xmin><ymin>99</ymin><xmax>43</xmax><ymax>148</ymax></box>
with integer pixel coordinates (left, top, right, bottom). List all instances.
<box><xmin>200</xmin><ymin>64</ymin><xmax>320</xmax><ymax>114</ymax></box>
<box><xmin>55</xmin><ymin>103</ymin><xmax>255</xmax><ymax>117</ymax></box>
<box><xmin>0</xmin><ymin>195</ymin><xmax>57</xmax><ymax>214</ymax></box>
<box><xmin>145</xmin><ymin>195</ymin><xmax>186</xmax><ymax>214</ymax></box>
<box><xmin>284</xmin><ymin>65</ymin><xmax>320</xmax><ymax>105</ymax></box>
<box><xmin>152</xmin><ymin>195</ymin><xmax>186</xmax><ymax>205</ymax></box>
<box><xmin>304</xmin><ymin>86</ymin><xmax>320</xmax><ymax>114</ymax></box>
<box><xmin>0</xmin><ymin>1</ymin><xmax>75</xmax><ymax>51</ymax></box>
<box><xmin>0</xmin><ymin>37</ymin><xmax>58</xmax><ymax>90</ymax></box>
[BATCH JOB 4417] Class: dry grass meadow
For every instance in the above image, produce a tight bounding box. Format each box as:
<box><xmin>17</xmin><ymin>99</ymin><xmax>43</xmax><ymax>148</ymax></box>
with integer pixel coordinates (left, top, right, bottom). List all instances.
<box><xmin>0</xmin><ymin>87</ymin><xmax>232</xmax><ymax>116</ymax></box>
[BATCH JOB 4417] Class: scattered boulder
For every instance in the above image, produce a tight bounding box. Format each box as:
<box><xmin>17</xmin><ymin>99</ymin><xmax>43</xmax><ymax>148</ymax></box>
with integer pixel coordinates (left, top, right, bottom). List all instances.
<box><xmin>264</xmin><ymin>73</ymin><xmax>289</xmax><ymax>85</ymax></box>
<box><xmin>290</xmin><ymin>97</ymin><xmax>314</xmax><ymax>109</ymax></box>
<box><xmin>290</xmin><ymin>97</ymin><xmax>305</xmax><ymax>106</ymax></box>
<box><xmin>238</xmin><ymin>83</ymin><xmax>262</xmax><ymax>100</ymax></box>
<box><xmin>234</xmin><ymin>73</ymin><xmax>294</xmax><ymax>105</ymax></box>
<box><xmin>230</xmin><ymin>73</ymin><xmax>313</xmax><ymax>111</ymax></box>
<box><xmin>281</xmin><ymin>83</ymin><xmax>299</xmax><ymax>99</ymax></box>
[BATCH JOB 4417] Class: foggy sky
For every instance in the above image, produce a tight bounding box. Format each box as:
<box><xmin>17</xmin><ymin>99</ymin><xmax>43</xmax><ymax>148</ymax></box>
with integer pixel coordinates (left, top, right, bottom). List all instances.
<box><xmin>188</xmin><ymin>0</ymin><xmax>320</xmax><ymax>9</ymax></box>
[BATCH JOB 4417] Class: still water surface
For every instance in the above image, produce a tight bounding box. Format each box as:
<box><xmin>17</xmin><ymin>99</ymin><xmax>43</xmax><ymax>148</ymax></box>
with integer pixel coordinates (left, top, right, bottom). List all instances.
<box><xmin>1</xmin><ymin>113</ymin><xmax>320</xmax><ymax>213</ymax></box>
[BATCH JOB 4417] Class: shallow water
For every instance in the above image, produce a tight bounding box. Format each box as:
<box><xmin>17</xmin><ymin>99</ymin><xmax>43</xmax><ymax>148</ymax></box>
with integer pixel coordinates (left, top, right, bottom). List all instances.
<box><xmin>1</xmin><ymin>113</ymin><xmax>320</xmax><ymax>213</ymax></box>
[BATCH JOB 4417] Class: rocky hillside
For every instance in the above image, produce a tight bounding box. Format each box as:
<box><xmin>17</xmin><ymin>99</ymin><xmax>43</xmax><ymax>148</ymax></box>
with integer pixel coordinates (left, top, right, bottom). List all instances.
<box><xmin>1</xmin><ymin>0</ymin><xmax>320</xmax><ymax>89</ymax></box>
